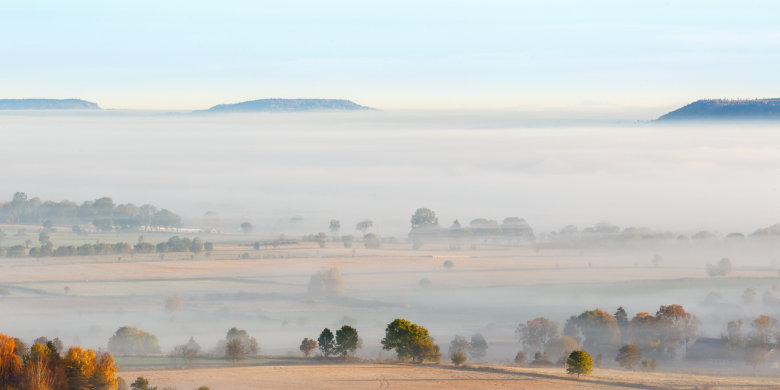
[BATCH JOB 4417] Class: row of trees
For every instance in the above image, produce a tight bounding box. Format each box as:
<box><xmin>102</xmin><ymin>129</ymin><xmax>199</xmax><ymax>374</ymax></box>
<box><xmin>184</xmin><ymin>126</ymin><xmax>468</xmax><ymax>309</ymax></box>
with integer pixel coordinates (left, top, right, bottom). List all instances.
<box><xmin>0</xmin><ymin>236</ymin><xmax>213</xmax><ymax>258</ymax></box>
<box><xmin>517</xmin><ymin>304</ymin><xmax>699</xmax><ymax>365</ymax></box>
<box><xmin>0</xmin><ymin>333</ymin><xmax>119</xmax><ymax>390</ymax></box>
<box><xmin>0</xmin><ymin>192</ymin><xmax>182</xmax><ymax>231</ymax></box>
<box><xmin>299</xmin><ymin>326</ymin><xmax>360</xmax><ymax>358</ymax></box>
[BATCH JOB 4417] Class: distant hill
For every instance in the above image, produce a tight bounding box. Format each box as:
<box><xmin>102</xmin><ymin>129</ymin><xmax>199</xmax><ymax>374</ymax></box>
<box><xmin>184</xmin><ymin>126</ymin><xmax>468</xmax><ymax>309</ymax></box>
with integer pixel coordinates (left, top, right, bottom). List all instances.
<box><xmin>0</xmin><ymin>99</ymin><xmax>100</xmax><ymax>110</ymax></box>
<box><xmin>197</xmin><ymin>99</ymin><xmax>372</xmax><ymax>113</ymax></box>
<box><xmin>657</xmin><ymin>99</ymin><xmax>780</xmax><ymax>121</ymax></box>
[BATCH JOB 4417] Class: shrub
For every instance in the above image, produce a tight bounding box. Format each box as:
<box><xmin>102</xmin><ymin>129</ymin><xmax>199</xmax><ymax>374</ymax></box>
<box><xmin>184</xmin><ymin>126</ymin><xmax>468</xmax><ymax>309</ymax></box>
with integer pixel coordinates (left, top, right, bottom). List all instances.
<box><xmin>451</xmin><ymin>349</ymin><xmax>467</xmax><ymax>365</ymax></box>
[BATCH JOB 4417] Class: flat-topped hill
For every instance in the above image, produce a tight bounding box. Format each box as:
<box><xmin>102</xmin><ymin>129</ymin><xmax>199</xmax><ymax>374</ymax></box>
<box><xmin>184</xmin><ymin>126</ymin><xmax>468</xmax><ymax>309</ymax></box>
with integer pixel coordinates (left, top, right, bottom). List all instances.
<box><xmin>0</xmin><ymin>99</ymin><xmax>100</xmax><ymax>110</ymax></box>
<box><xmin>657</xmin><ymin>98</ymin><xmax>780</xmax><ymax>121</ymax></box>
<box><xmin>197</xmin><ymin>98</ymin><xmax>372</xmax><ymax>113</ymax></box>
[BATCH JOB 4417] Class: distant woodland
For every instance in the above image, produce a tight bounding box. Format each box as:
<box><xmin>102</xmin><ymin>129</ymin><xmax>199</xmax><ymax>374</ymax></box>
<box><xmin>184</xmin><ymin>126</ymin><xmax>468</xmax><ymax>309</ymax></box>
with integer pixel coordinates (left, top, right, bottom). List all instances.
<box><xmin>0</xmin><ymin>192</ymin><xmax>182</xmax><ymax>231</ymax></box>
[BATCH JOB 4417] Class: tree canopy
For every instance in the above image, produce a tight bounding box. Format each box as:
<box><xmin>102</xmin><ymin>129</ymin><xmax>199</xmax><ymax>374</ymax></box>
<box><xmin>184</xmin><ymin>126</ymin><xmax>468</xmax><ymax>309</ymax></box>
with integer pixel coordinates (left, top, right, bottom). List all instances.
<box><xmin>381</xmin><ymin>318</ymin><xmax>440</xmax><ymax>363</ymax></box>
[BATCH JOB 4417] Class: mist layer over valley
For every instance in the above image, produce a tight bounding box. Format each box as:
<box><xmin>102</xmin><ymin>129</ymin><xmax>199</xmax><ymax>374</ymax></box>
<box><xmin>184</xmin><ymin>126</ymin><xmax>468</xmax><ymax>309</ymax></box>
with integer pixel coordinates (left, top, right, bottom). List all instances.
<box><xmin>1</xmin><ymin>111</ymin><xmax>780</xmax><ymax>383</ymax></box>
<box><xmin>1</xmin><ymin>111</ymin><xmax>779</xmax><ymax>235</ymax></box>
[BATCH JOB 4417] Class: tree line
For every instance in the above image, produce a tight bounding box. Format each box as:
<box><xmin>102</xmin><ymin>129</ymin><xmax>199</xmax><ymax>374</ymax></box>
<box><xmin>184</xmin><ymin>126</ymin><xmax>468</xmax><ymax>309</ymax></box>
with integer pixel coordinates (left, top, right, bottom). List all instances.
<box><xmin>0</xmin><ymin>192</ymin><xmax>182</xmax><ymax>231</ymax></box>
<box><xmin>0</xmin><ymin>236</ymin><xmax>213</xmax><ymax>258</ymax></box>
<box><xmin>0</xmin><ymin>333</ymin><xmax>119</xmax><ymax>390</ymax></box>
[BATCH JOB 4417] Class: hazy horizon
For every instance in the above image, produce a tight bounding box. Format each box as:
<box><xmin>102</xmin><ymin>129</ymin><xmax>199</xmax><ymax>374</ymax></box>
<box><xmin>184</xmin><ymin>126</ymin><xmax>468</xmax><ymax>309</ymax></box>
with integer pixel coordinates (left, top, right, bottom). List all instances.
<box><xmin>2</xmin><ymin>110</ymin><xmax>779</xmax><ymax>236</ymax></box>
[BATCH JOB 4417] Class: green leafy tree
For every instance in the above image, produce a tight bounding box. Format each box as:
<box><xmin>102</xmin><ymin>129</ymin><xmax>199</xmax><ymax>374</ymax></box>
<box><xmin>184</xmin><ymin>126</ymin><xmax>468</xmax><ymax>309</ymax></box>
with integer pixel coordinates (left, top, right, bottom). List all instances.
<box><xmin>616</xmin><ymin>344</ymin><xmax>641</xmax><ymax>369</ymax></box>
<box><xmin>131</xmin><ymin>376</ymin><xmax>157</xmax><ymax>390</ymax></box>
<box><xmin>335</xmin><ymin>325</ymin><xmax>360</xmax><ymax>357</ymax></box>
<box><xmin>240</xmin><ymin>222</ymin><xmax>253</xmax><ymax>234</ymax></box>
<box><xmin>381</xmin><ymin>319</ymin><xmax>440</xmax><ymax>363</ymax></box>
<box><xmin>318</xmin><ymin>328</ymin><xmax>336</xmax><ymax>357</ymax></box>
<box><xmin>566</xmin><ymin>350</ymin><xmax>593</xmax><ymax>378</ymax></box>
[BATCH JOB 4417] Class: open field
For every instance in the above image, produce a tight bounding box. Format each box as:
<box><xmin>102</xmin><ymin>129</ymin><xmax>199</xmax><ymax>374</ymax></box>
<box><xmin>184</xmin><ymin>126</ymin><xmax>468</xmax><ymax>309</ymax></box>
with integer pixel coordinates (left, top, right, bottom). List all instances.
<box><xmin>3</xmin><ymin>236</ymin><xmax>780</xmax><ymax>376</ymax></box>
<box><xmin>121</xmin><ymin>362</ymin><xmax>780</xmax><ymax>390</ymax></box>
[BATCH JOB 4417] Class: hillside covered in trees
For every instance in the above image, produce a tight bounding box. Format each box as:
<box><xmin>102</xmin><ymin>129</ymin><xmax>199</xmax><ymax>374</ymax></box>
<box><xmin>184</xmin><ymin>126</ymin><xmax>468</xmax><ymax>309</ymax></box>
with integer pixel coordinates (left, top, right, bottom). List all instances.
<box><xmin>0</xmin><ymin>99</ymin><xmax>100</xmax><ymax>110</ymax></box>
<box><xmin>657</xmin><ymin>98</ymin><xmax>780</xmax><ymax>121</ymax></box>
<box><xmin>196</xmin><ymin>98</ymin><xmax>372</xmax><ymax>113</ymax></box>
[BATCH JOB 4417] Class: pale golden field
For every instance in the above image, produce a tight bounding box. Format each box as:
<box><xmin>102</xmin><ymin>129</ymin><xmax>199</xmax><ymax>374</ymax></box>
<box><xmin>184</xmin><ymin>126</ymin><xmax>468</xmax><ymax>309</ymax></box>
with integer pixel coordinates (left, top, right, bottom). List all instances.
<box><xmin>3</xmin><ymin>236</ymin><xmax>780</xmax><ymax>386</ymax></box>
<box><xmin>121</xmin><ymin>362</ymin><xmax>780</xmax><ymax>390</ymax></box>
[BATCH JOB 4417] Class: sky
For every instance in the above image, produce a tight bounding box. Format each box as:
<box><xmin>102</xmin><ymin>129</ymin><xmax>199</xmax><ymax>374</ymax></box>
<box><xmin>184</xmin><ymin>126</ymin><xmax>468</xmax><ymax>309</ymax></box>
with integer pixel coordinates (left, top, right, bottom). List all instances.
<box><xmin>2</xmin><ymin>1</ymin><xmax>780</xmax><ymax>112</ymax></box>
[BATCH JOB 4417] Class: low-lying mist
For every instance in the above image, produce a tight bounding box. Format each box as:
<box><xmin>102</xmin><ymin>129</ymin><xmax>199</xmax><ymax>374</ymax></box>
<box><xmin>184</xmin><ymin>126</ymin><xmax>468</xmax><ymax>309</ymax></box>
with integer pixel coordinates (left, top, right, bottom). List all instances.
<box><xmin>1</xmin><ymin>111</ymin><xmax>779</xmax><ymax>235</ymax></box>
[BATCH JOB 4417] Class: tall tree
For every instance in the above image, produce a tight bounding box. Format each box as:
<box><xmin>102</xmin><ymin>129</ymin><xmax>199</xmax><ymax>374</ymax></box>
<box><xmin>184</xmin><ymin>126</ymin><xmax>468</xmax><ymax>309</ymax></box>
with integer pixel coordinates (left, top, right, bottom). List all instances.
<box><xmin>381</xmin><ymin>319</ymin><xmax>439</xmax><ymax>363</ymax></box>
<box><xmin>335</xmin><ymin>325</ymin><xmax>360</xmax><ymax>357</ymax></box>
<box><xmin>318</xmin><ymin>329</ymin><xmax>336</xmax><ymax>357</ymax></box>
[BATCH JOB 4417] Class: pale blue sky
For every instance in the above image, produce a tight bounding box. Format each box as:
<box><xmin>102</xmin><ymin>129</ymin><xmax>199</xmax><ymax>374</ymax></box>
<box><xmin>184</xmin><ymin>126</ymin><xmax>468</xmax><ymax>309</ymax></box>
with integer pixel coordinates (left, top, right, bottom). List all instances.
<box><xmin>2</xmin><ymin>0</ymin><xmax>780</xmax><ymax>112</ymax></box>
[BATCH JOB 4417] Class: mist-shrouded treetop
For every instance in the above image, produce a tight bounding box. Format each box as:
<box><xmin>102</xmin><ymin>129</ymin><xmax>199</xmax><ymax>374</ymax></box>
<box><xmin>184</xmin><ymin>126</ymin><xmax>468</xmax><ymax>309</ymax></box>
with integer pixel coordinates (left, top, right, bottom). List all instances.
<box><xmin>517</xmin><ymin>317</ymin><xmax>559</xmax><ymax>353</ymax></box>
<box><xmin>240</xmin><ymin>222</ymin><xmax>254</xmax><ymax>234</ymax></box>
<box><xmin>355</xmin><ymin>219</ymin><xmax>373</xmax><ymax>233</ymax></box>
<box><xmin>108</xmin><ymin>326</ymin><xmax>160</xmax><ymax>354</ymax></box>
<box><xmin>329</xmin><ymin>219</ymin><xmax>340</xmax><ymax>236</ymax></box>
<box><xmin>564</xmin><ymin>309</ymin><xmax>620</xmax><ymax>350</ymax></box>
<box><xmin>410</xmin><ymin>208</ymin><xmax>438</xmax><ymax>230</ymax></box>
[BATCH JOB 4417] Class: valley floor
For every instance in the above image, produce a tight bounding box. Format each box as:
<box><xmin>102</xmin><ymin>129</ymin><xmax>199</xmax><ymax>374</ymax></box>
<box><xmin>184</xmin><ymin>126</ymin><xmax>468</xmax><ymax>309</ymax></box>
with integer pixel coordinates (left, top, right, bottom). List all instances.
<box><xmin>121</xmin><ymin>362</ymin><xmax>780</xmax><ymax>390</ymax></box>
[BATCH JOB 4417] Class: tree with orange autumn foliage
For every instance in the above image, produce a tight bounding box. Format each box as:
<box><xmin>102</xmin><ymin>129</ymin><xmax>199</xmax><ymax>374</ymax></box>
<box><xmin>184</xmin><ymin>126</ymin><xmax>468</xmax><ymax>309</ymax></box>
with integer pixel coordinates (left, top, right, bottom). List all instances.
<box><xmin>0</xmin><ymin>334</ymin><xmax>22</xmax><ymax>390</ymax></box>
<box><xmin>0</xmin><ymin>333</ymin><xmax>118</xmax><ymax>390</ymax></box>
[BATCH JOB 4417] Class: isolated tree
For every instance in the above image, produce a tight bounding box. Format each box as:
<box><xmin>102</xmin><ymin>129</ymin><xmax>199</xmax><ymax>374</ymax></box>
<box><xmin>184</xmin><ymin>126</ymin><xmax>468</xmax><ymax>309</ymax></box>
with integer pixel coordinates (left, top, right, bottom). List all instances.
<box><xmin>224</xmin><ymin>328</ymin><xmax>259</xmax><ymax>358</ymax></box>
<box><xmin>38</xmin><ymin>231</ymin><xmax>50</xmax><ymax>245</ymax></box>
<box><xmin>451</xmin><ymin>349</ymin><xmax>467</xmax><ymax>365</ymax></box>
<box><xmin>514</xmin><ymin>351</ymin><xmax>526</xmax><ymax>365</ymax></box>
<box><xmin>707</xmin><ymin>257</ymin><xmax>732</xmax><ymax>277</ymax></box>
<box><xmin>469</xmin><ymin>333</ymin><xmax>488</xmax><ymax>360</ymax></box>
<box><xmin>131</xmin><ymin>376</ymin><xmax>157</xmax><ymax>390</ymax></box>
<box><xmin>742</xmin><ymin>288</ymin><xmax>758</xmax><ymax>304</ymax></box>
<box><xmin>616</xmin><ymin>344</ymin><xmax>641</xmax><ymax>370</ymax></box>
<box><xmin>307</xmin><ymin>267</ymin><xmax>344</xmax><ymax>298</ymax></box>
<box><xmin>448</xmin><ymin>335</ymin><xmax>469</xmax><ymax>363</ymax></box>
<box><xmin>329</xmin><ymin>219</ymin><xmax>341</xmax><ymax>237</ymax></box>
<box><xmin>240</xmin><ymin>222</ymin><xmax>253</xmax><ymax>234</ymax></box>
<box><xmin>566</xmin><ymin>350</ymin><xmax>593</xmax><ymax>378</ymax></box>
<box><xmin>171</xmin><ymin>344</ymin><xmax>198</xmax><ymax>365</ymax></box>
<box><xmin>381</xmin><ymin>319</ymin><xmax>439</xmax><ymax>363</ymax></box>
<box><xmin>318</xmin><ymin>328</ymin><xmax>336</xmax><ymax>357</ymax></box>
<box><xmin>517</xmin><ymin>317</ymin><xmax>559</xmax><ymax>353</ymax></box>
<box><xmin>410</xmin><ymin>208</ymin><xmax>438</xmax><ymax>230</ymax></box>
<box><xmin>299</xmin><ymin>338</ymin><xmax>317</xmax><ymax>357</ymax></box>
<box><xmin>165</xmin><ymin>295</ymin><xmax>183</xmax><ymax>314</ymax></box>
<box><xmin>108</xmin><ymin>327</ymin><xmax>160</xmax><ymax>354</ymax></box>
<box><xmin>355</xmin><ymin>219</ymin><xmax>373</xmax><ymax>233</ymax></box>
<box><xmin>225</xmin><ymin>338</ymin><xmax>246</xmax><ymax>364</ymax></box>
<box><xmin>335</xmin><ymin>325</ymin><xmax>360</xmax><ymax>357</ymax></box>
